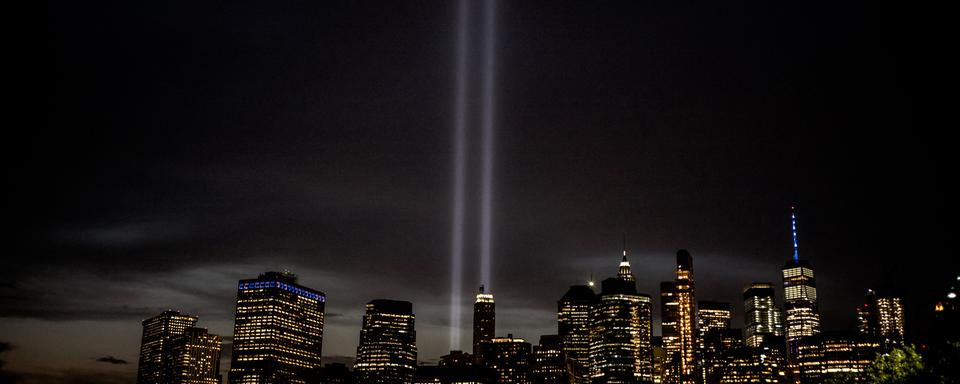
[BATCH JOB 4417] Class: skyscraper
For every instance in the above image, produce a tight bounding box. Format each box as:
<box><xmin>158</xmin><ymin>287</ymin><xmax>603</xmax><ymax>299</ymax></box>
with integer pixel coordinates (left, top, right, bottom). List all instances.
<box><xmin>674</xmin><ymin>250</ymin><xmax>697</xmax><ymax>384</ymax></box>
<box><xmin>531</xmin><ymin>335</ymin><xmax>566</xmax><ymax>384</ymax></box>
<box><xmin>355</xmin><ymin>299</ymin><xmax>418</xmax><ymax>384</ymax></box>
<box><xmin>558</xmin><ymin>284</ymin><xmax>597</xmax><ymax>383</ymax></box>
<box><xmin>743</xmin><ymin>283</ymin><xmax>784</xmax><ymax>348</ymax></box>
<box><xmin>856</xmin><ymin>289</ymin><xmax>905</xmax><ymax>349</ymax></box>
<box><xmin>474</xmin><ymin>286</ymin><xmax>496</xmax><ymax>356</ymax></box>
<box><xmin>696</xmin><ymin>301</ymin><xmax>731</xmax><ymax>384</ymax></box>
<box><xmin>479</xmin><ymin>334</ymin><xmax>532</xmax><ymax>384</ymax></box>
<box><xmin>229</xmin><ymin>271</ymin><xmax>326</xmax><ymax>384</ymax></box>
<box><xmin>137</xmin><ymin>310</ymin><xmax>198</xmax><ymax>384</ymax></box>
<box><xmin>781</xmin><ymin>207</ymin><xmax>821</xmax><ymax>368</ymax></box>
<box><xmin>659</xmin><ymin>281</ymin><xmax>680</xmax><ymax>383</ymax></box>
<box><xmin>165</xmin><ymin>327</ymin><xmax>223</xmax><ymax>384</ymax></box>
<box><xmin>589</xmin><ymin>252</ymin><xmax>653</xmax><ymax>384</ymax></box>
<box><xmin>697</xmin><ymin>301</ymin><xmax>731</xmax><ymax>347</ymax></box>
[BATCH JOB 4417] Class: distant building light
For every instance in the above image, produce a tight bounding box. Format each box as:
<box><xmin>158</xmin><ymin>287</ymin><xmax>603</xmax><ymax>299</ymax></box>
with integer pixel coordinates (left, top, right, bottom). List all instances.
<box><xmin>949</xmin><ymin>292</ymin><xmax>957</xmax><ymax>299</ymax></box>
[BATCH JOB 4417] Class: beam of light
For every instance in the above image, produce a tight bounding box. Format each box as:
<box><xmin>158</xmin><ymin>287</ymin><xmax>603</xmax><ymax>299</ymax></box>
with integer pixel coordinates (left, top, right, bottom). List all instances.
<box><xmin>479</xmin><ymin>0</ymin><xmax>496</xmax><ymax>292</ymax></box>
<box><xmin>449</xmin><ymin>0</ymin><xmax>470</xmax><ymax>351</ymax></box>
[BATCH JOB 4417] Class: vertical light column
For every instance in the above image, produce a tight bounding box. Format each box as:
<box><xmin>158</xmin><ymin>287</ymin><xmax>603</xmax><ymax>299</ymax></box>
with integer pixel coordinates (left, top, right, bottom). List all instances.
<box><xmin>479</xmin><ymin>0</ymin><xmax>497</xmax><ymax>291</ymax></box>
<box><xmin>449</xmin><ymin>0</ymin><xmax>470</xmax><ymax>351</ymax></box>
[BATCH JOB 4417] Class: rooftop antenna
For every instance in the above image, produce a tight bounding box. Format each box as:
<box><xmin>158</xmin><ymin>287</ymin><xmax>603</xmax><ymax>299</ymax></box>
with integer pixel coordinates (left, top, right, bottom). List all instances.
<box><xmin>790</xmin><ymin>205</ymin><xmax>800</xmax><ymax>262</ymax></box>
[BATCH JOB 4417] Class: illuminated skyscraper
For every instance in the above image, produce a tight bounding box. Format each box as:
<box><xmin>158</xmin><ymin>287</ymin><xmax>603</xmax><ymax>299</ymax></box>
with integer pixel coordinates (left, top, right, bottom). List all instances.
<box><xmin>659</xmin><ymin>281</ymin><xmax>680</xmax><ymax>383</ymax></box>
<box><xmin>558</xmin><ymin>285</ymin><xmax>597</xmax><ymax>383</ymax></box>
<box><xmin>651</xmin><ymin>337</ymin><xmax>667</xmax><ymax>384</ymax></box>
<box><xmin>355</xmin><ymin>299</ymin><xmax>417</xmax><ymax>384</ymax></box>
<box><xmin>856</xmin><ymin>289</ymin><xmax>905</xmax><ymax>349</ymax></box>
<box><xmin>781</xmin><ymin>207</ymin><xmax>820</xmax><ymax>364</ymax></box>
<box><xmin>697</xmin><ymin>301</ymin><xmax>731</xmax><ymax>347</ymax></box>
<box><xmin>699</xmin><ymin>328</ymin><xmax>743</xmax><ymax>384</ymax></box>
<box><xmin>475</xmin><ymin>286</ymin><xmax>496</xmax><ymax>356</ymax></box>
<box><xmin>531</xmin><ymin>335</ymin><xmax>566</xmax><ymax>384</ymax></box>
<box><xmin>588</xmin><ymin>252</ymin><xmax>653</xmax><ymax>384</ymax></box>
<box><xmin>479</xmin><ymin>334</ymin><xmax>532</xmax><ymax>384</ymax></box>
<box><xmin>743</xmin><ymin>283</ymin><xmax>784</xmax><ymax>348</ymax></box>
<box><xmin>674</xmin><ymin>250</ymin><xmax>697</xmax><ymax>384</ymax></box>
<box><xmin>229</xmin><ymin>271</ymin><xmax>326</xmax><ymax>384</ymax></box>
<box><xmin>696</xmin><ymin>301</ymin><xmax>731</xmax><ymax>384</ymax></box>
<box><xmin>137</xmin><ymin>310</ymin><xmax>198</xmax><ymax>384</ymax></box>
<box><xmin>165</xmin><ymin>327</ymin><xmax>223</xmax><ymax>384</ymax></box>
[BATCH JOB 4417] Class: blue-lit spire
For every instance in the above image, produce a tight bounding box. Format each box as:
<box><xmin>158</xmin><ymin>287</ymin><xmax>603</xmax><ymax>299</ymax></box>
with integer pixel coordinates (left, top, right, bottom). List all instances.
<box><xmin>791</xmin><ymin>205</ymin><xmax>799</xmax><ymax>262</ymax></box>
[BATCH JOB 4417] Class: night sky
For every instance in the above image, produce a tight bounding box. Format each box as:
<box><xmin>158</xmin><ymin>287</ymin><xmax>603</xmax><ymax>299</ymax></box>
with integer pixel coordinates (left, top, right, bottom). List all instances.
<box><xmin>10</xmin><ymin>1</ymin><xmax>953</xmax><ymax>382</ymax></box>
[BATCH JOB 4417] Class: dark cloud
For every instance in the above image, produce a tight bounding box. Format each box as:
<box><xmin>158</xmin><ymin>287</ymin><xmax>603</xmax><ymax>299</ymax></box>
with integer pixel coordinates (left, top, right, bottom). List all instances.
<box><xmin>94</xmin><ymin>356</ymin><xmax>128</xmax><ymax>365</ymax></box>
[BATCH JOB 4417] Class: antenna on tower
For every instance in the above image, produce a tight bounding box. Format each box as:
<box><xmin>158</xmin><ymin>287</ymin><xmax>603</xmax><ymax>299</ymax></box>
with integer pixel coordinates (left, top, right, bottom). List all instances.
<box><xmin>790</xmin><ymin>204</ymin><xmax>800</xmax><ymax>262</ymax></box>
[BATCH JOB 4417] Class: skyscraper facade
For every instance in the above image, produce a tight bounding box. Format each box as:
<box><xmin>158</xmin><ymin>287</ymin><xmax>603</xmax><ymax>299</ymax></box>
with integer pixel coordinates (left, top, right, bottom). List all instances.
<box><xmin>479</xmin><ymin>334</ymin><xmax>532</xmax><ymax>384</ymax></box>
<box><xmin>696</xmin><ymin>301</ymin><xmax>732</xmax><ymax>384</ymax></box>
<box><xmin>742</xmin><ymin>283</ymin><xmax>784</xmax><ymax>348</ymax></box>
<box><xmin>674</xmin><ymin>250</ymin><xmax>697</xmax><ymax>384</ymax></box>
<box><xmin>781</xmin><ymin>208</ymin><xmax>820</xmax><ymax>364</ymax></box>
<box><xmin>697</xmin><ymin>301</ymin><xmax>731</xmax><ymax>348</ymax></box>
<box><xmin>659</xmin><ymin>281</ymin><xmax>680</xmax><ymax>383</ymax></box>
<box><xmin>355</xmin><ymin>299</ymin><xmax>418</xmax><ymax>384</ymax></box>
<box><xmin>474</xmin><ymin>286</ymin><xmax>496</xmax><ymax>356</ymax></box>
<box><xmin>137</xmin><ymin>310</ymin><xmax>198</xmax><ymax>384</ymax></box>
<box><xmin>856</xmin><ymin>289</ymin><xmax>905</xmax><ymax>349</ymax></box>
<box><xmin>589</xmin><ymin>254</ymin><xmax>653</xmax><ymax>384</ymax></box>
<box><xmin>531</xmin><ymin>335</ymin><xmax>566</xmax><ymax>384</ymax></box>
<box><xmin>229</xmin><ymin>271</ymin><xmax>326</xmax><ymax>384</ymax></box>
<box><xmin>558</xmin><ymin>285</ymin><xmax>597</xmax><ymax>382</ymax></box>
<box><xmin>165</xmin><ymin>327</ymin><xmax>223</xmax><ymax>384</ymax></box>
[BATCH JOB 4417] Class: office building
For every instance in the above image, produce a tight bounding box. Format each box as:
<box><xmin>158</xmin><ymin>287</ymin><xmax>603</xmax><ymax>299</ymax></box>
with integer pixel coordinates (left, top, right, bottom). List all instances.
<box><xmin>229</xmin><ymin>271</ymin><xmax>326</xmax><ymax>384</ymax></box>
<box><xmin>742</xmin><ymin>283</ymin><xmax>784</xmax><ymax>348</ymax></box>
<box><xmin>558</xmin><ymin>284</ymin><xmax>597</xmax><ymax>382</ymax></box>
<box><xmin>475</xmin><ymin>286</ymin><xmax>496</xmax><ymax>356</ymax></box>
<box><xmin>137</xmin><ymin>310</ymin><xmax>199</xmax><ymax>384</ymax></box>
<box><xmin>589</xmin><ymin>251</ymin><xmax>653</xmax><ymax>384</ymax></box>
<box><xmin>479</xmin><ymin>334</ymin><xmax>532</xmax><ymax>384</ymax></box>
<box><xmin>355</xmin><ymin>299</ymin><xmax>418</xmax><ymax>384</ymax></box>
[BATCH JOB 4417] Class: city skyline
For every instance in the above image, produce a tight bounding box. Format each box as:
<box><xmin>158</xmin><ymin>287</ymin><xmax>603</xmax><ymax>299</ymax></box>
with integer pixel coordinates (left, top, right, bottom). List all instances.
<box><xmin>14</xmin><ymin>0</ymin><xmax>953</xmax><ymax>383</ymax></box>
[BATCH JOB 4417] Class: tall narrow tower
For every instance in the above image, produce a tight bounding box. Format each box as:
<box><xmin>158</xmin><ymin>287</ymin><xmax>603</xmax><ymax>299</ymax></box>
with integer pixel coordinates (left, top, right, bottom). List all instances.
<box><xmin>781</xmin><ymin>206</ymin><xmax>821</xmax><ymax>369</ymax></box>
<box><xmin>674</xmin><ymin>250</ymin><xmax>697</xmax><ymax>384</ymax></box>
<box><xmin>589</xmin><ymin>250</ymin><xmax>653</xmax><ymax>383</ymax></box>
<box><xmin>473</xmin><ymin>285</ymin><xmax>496</xmax><ymax>356</ymax></box>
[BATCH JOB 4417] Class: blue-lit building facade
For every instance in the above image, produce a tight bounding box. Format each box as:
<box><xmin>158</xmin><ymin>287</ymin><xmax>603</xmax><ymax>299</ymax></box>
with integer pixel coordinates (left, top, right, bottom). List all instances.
<box><xmin>228</xmin><ymin>271</ymin><xmax>326</xmax><ymax>384</ymax></box>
